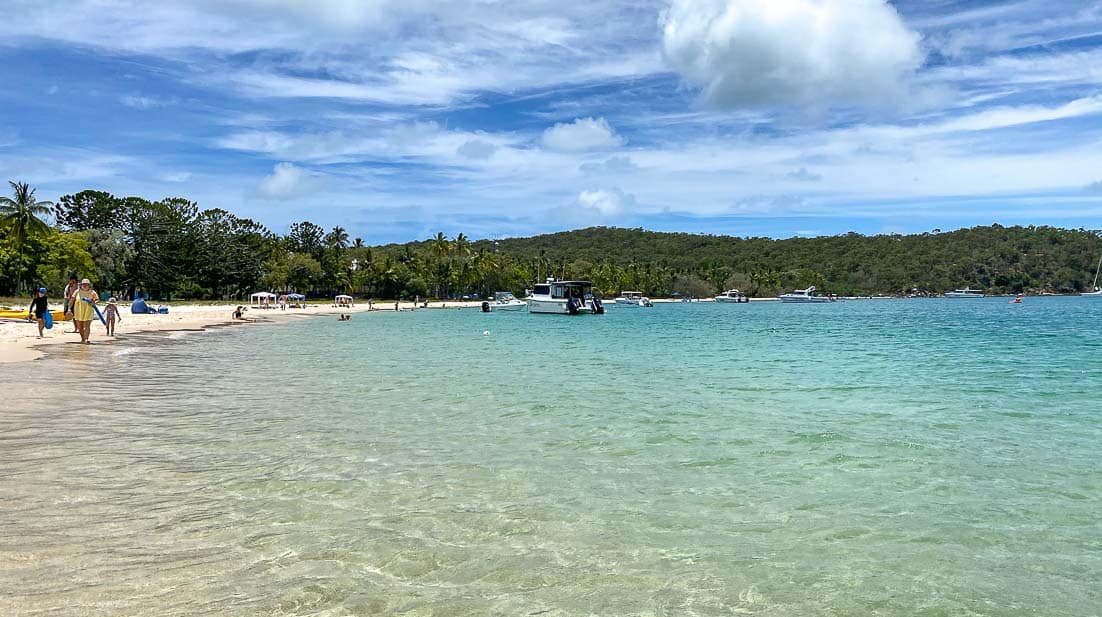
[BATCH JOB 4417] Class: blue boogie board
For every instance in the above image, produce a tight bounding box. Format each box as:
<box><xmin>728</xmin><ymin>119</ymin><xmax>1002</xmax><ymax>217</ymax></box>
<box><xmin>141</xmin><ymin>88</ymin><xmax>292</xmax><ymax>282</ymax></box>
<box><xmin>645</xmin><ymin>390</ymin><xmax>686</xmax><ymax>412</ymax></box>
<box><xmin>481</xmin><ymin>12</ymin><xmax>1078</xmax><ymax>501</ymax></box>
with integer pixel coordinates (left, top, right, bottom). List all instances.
<box><xmin>43</xmin><ymin>311</ymin><xmax>53</xmax><ymax>329</ymax></box>
<box><xmin>83</xmin><ymin>298</ymin><xmax>107</xmax><ymax>326</ymax></box>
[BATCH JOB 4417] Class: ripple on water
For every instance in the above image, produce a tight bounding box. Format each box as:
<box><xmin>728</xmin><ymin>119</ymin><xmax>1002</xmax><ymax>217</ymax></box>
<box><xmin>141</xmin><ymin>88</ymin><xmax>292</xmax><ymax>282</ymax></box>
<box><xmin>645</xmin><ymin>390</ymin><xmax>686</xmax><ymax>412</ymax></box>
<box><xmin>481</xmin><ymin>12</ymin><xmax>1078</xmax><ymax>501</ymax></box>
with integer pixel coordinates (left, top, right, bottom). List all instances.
<box><xmin>2</xmin><ymin>298</ymin><xmax>1101</xmax><ymax>615</ymax></box>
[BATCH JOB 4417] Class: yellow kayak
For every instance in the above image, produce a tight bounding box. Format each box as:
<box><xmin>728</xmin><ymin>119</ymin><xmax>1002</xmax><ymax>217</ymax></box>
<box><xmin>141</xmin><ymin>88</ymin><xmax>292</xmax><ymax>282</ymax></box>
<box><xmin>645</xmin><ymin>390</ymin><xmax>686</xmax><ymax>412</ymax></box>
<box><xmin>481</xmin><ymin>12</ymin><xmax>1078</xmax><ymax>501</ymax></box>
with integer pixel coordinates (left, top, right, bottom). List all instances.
<box><xmin>0</xmin><ymin>309</ymin><xmax>68</xmax><ymax>321</ymax></box>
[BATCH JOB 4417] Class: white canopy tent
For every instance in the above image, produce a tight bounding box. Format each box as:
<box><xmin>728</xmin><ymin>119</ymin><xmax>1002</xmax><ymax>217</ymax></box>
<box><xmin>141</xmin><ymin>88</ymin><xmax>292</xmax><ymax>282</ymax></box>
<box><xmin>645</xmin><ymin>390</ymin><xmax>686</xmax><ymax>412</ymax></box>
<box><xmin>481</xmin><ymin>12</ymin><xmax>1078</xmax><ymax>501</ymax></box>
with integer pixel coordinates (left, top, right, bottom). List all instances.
<box><xmin>250</xmin><ymin>291</ymin><xmax>278</xmax><ymax>308</ymax></box>
<box><xmin>334</xmin><ymin>294</ymin><xmax>354</xmax><ymax>307</ymax></box>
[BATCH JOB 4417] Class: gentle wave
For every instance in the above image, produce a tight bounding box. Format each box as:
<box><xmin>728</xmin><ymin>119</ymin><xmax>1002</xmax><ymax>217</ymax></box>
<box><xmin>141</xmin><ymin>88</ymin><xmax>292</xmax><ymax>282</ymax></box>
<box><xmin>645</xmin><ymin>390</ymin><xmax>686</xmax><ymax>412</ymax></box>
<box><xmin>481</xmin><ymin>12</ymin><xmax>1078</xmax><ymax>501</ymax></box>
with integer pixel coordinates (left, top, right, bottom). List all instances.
<box><xmin>1</xmin><ymin>298</ymin><xmax>1100</xmax><ymax>616</ymax></box>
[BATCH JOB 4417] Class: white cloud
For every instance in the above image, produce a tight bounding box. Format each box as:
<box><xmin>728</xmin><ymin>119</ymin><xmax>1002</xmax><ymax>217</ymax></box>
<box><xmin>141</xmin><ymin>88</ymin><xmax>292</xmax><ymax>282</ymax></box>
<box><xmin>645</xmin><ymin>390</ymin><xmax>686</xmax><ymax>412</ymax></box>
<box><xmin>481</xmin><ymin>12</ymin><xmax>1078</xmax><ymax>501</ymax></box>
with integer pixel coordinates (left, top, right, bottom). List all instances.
<box><xmin>918</xmin><ymin>2</ymin><xmax>1102</xmax><ymax>59</ymax></box>
<box><xmin>728</xmin><ymin>194</ymin><xmax>807</xmax><ymax>215</ymax></box>
<box><xmin>216</xmin><ymin>123</ymin><xmax>527</xmax><ymax>166</ymax></box>
<box><xmin>580</xmin><ymin>155</ymin><xmax>639</xmax><ymax>175</ymax></box>
<box><xmin>661</xmin><ymin>0</ymin><xmax>924</xmax><ymax>111</ymax></box>
<box><xmin>0</xmin><ymin>149</ymin><xmax>132</xmax><ymax>184</ymax></box>
<box><xmin>8</xmin><ymin>1</ymin><xmax>664</xmax><ymax>108</ymax></box>
<box><xmin>576</xmin><ymin>188</ymin><xmax>634</xmax><ymax>216</ymax></box>
<box><xmin>161</xmin><ymin>171</ymin><xmax>193</xmax><ymax>183</ymax></box>
<box><xmin>541</xmin><ymin>117</ymin><xmax>623</xmax><ymax>152</ymax></box>
<box><xmin>546</xmin><ymin>187</ymin><xmax>637</xmax><ymax>226</ymax></box>
<box><xmin>786</xmin><ymin>167</ymin><xmax>821</xmax><ymax>182</ymax></box>
<box><xmin>256</xmin><ymin>162</ymin><xmax>317</xmax><ymax>200</ymax></box>
<box><xmin>120</xmin><ymin>94</ymin><xmax>166</xmax><ymax>109</ymax></box>
<box><xmin>456</xmin><ymin>139</ymin><xmax>498</xmax><ymax>160</ymax></box>
<box><xmin>929</xmin><ymin>49</ymin><xmax>1102</xmax><ymax>89</ymax></box>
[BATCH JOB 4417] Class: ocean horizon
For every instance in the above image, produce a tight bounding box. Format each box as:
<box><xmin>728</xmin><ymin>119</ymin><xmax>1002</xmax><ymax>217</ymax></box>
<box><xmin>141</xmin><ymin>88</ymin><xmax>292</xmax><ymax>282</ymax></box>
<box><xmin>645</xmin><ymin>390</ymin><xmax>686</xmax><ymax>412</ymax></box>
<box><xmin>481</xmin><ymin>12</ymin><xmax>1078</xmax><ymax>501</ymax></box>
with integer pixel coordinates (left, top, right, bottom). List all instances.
<box><xmin>1</xmin><ymin>297</ymin><xmax>1100</xmax><ymax>616</ymax></box>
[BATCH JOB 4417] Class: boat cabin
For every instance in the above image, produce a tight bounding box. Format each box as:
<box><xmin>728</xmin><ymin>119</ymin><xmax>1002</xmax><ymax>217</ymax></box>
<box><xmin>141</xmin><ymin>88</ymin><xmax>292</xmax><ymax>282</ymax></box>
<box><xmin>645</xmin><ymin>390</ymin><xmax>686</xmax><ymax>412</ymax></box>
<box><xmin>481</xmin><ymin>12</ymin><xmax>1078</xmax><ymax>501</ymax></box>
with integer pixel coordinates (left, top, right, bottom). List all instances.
<box><xmin>531</xmin><ymin>280</ymin><xmax>594</xmax><ymax>300</ymax></box>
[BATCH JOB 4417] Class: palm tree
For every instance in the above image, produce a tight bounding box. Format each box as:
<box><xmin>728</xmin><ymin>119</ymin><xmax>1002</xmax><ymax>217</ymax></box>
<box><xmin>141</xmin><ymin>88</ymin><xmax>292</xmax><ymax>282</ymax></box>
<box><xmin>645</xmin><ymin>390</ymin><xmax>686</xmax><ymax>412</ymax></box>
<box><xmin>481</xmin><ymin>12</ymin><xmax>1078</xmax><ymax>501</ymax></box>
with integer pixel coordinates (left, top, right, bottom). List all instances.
<box><xmin>452</xmin><ymin>233</ymin><xmax>471</xmax><ymax>258</ymax></box>
<box><xmin>0</xmin><ymin>181</ymin><xmax>54</xmax><ymax>292</ymax></box>
<box><xmin>429</xmin><ymin>232</ymin><xmax>451</xmax><ymax>261</ymax></box>
<box><xmin>326</xmin><ymin>226</ymin><xmax>349</xmax><ymax>250</ymax></box>
<box><xmin>428</xmin><ymin>232</ymin><xmax>452</xmax><ymax>298</ymax></box>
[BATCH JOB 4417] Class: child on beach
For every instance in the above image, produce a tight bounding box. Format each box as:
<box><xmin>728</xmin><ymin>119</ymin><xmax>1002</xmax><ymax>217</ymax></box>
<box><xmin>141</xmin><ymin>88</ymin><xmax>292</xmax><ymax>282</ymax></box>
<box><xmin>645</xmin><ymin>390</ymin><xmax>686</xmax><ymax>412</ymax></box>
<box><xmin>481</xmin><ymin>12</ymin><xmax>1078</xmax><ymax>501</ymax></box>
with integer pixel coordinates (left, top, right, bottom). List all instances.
<box><xmin>103</xmin><ymin>297</ymin><xmax>121</xmax><ymax>336</ymax></box>
<box><xmin>27</xmin><ymin>287</ymin><xmax>49</xmax><ymax>338</ymax></box>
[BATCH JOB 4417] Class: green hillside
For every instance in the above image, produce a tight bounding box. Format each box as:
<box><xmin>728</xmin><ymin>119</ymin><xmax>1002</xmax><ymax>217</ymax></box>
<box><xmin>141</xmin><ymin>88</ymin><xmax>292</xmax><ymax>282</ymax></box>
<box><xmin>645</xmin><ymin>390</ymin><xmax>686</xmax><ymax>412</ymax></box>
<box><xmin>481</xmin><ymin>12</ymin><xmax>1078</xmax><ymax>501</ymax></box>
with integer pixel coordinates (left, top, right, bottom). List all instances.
<box><xmin>3</xmin><ymin>181</ymin><xmax>1100</xmax><ymax>299</ymax></box>
<box><xmin>380</xmin><ymin>225</ymin><xmax>1102</xmax><ymax>298</ymax></box>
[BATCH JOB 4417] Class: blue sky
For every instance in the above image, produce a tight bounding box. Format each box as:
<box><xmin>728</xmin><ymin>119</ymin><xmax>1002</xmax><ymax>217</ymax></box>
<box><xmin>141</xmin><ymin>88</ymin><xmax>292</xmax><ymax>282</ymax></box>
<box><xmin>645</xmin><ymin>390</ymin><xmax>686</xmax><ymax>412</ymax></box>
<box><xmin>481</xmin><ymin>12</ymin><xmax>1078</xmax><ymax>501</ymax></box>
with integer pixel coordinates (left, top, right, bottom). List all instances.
<box><xmin>3</xmin><ymin>0</ymin><xmax>1102</xmax><ymax>244</ymax></box>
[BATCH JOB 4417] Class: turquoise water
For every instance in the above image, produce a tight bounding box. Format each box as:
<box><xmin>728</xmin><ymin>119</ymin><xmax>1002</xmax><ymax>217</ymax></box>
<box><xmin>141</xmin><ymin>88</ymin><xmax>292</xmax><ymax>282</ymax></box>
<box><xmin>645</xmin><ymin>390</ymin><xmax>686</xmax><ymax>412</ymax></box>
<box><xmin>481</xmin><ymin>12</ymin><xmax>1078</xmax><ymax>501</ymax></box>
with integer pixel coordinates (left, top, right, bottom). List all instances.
<box><xmin>1</xmin><ymin>298</ymin><xmax>1100</xmax><ymax>616</ymax></box>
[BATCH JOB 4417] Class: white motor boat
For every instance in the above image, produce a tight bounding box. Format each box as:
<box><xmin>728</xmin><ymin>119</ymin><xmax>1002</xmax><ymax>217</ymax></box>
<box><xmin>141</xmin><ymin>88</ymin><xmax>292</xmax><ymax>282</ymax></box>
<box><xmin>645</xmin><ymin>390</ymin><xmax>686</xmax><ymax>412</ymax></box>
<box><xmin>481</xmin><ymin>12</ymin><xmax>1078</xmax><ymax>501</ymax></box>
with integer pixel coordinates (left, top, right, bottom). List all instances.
<box><xmin>944</xmin><ymin>287</ymin><xmax>985</xmax><ymax>298</ymax></box>
<box><xmin>714</xmin><ymin>289</ymin><xmax>749</xmax><ymax>303</ymax></box>
<box><xmin>483</xmin><ymin>291</ymin><xmax>527</xmax><ymax>311</ymax></box>
<box><xmin>614</xmin><ymin>291</ymin><xmax>653</xmax><ymax>307</ymax></box>
<box><xmin>779</xmin><ymin>286</ymin><xmax>835</xmax><ymax>303</ymax></box>
<box><xmin>526</xmin><ymin>279</ymin><xmax>605</xmax><ymax>315</ymax></box>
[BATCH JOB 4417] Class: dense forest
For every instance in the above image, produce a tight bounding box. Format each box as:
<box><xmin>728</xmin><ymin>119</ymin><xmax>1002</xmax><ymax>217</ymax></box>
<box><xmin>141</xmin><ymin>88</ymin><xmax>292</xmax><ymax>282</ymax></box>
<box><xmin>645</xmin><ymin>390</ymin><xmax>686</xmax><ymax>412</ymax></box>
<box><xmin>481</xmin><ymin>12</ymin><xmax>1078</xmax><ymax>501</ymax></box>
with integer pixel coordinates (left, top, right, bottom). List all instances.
<box><xmin>1</xmin><ymin>181</ymin><xmax>1100</xmax><ymax>301</ymax></box>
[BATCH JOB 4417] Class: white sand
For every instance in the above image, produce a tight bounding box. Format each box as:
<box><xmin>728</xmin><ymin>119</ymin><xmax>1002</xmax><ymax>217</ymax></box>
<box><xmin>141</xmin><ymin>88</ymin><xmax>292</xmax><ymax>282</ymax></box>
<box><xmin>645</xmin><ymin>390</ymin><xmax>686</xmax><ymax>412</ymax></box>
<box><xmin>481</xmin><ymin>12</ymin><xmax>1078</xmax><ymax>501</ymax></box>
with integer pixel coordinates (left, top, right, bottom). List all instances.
<box><xmin>0</xmin><ymin>300</ymin><xmax>481</xmax><ymax>364</ymax></box>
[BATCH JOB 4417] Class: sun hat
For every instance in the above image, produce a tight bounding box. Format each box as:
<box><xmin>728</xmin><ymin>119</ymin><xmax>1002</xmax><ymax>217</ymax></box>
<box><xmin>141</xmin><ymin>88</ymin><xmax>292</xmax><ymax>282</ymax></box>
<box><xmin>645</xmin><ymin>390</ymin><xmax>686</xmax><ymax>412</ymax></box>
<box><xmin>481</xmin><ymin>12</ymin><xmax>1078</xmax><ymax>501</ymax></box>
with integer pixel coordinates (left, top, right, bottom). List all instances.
<box><xmin>38</xmin><ymin>287</ymin><xmax>47</xmax><ymax>293</ymax></box>
<box><xmin>107</xmin><ymin>297</ymin><xmax>118</xmax><ymax>304</ymax></box>
<box><xmin>80</xmin><ymin>278</ymin><xmax>91</xmax><ymax>285</ymax></box>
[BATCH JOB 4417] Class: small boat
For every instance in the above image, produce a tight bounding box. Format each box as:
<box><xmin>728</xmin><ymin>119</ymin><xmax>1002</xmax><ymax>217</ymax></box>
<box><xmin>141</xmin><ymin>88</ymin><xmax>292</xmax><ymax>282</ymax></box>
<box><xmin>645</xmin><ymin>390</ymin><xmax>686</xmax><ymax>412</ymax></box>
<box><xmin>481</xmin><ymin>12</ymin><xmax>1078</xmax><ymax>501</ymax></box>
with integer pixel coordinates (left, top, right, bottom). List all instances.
<box><xmin>1083</xmin><ymin>254</ymin><xmax>1102</xmax><ymax>296</ymax></box>
<box><xmin>484</xmin><ymin>291</ymin><xmax>527</xmax><ymax>312</ymax></box>
<box><xmin>1009</xmin><ymin>294</ymin><xmax>1024</xmax><ymax>304</ymax></box>
<box><xmin>713</xmin><ymin>289</ymin><xmax>749</xmax><ymax>303</ymax></box>
<box><xmin>944</xmin><ymin>287</ymin><xmax>985</xmax><ymax>298</ymax></box>
<box><xmin>614</xmin><ymin>291</ymin><xmax>653</xmax><ymax>307</ymax></box>
<box><xmin>0</xmin><ymin>309</ymin><xmax>66</xmax><ymax>321</ymax></box>
<box><xmin>779</xmin><ymin>286</ymin><xmax>834</xmax><ymax>303</ymax></box>
<box><xmin>525</xmin><ymin>279</ymin><xmax>605</xmax><ymax>315</ymax></box>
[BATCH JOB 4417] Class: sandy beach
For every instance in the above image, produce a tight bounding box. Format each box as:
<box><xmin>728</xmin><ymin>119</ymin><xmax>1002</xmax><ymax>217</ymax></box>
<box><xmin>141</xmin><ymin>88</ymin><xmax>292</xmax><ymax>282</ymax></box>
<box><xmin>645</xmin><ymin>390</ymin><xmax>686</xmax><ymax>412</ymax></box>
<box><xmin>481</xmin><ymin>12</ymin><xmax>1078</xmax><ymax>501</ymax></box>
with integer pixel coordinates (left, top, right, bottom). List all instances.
<box><xmin>1</xmin><ymin>296</ymin><xmax>766</xmax><ymax>363</ymax></box>
<box><xmin>0</xmin><ymin>299</ymin><xmax>481</xmax><ymax>364</ymax></box>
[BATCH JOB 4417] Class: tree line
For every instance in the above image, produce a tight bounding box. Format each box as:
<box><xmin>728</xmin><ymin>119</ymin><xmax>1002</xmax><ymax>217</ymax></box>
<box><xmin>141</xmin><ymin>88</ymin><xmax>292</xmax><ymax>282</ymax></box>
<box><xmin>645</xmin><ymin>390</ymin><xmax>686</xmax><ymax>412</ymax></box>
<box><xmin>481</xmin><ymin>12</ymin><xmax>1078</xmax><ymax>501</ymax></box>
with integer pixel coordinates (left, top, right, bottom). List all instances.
<box><xmin>2</xmin><ymin>180</ymin><xmax>1100</xmax><ymax>300</ymax></box>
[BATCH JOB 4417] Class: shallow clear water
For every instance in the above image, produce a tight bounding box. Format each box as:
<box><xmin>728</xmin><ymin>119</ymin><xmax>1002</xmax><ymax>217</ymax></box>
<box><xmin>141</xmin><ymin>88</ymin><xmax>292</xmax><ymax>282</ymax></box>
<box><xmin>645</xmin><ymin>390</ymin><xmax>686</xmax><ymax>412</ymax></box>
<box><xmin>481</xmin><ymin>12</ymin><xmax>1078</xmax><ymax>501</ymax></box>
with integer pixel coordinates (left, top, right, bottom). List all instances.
<box><xmin>1</xmin><ymin>298</ymin><xmax>1100</xmax><ymax>616</ymax></box>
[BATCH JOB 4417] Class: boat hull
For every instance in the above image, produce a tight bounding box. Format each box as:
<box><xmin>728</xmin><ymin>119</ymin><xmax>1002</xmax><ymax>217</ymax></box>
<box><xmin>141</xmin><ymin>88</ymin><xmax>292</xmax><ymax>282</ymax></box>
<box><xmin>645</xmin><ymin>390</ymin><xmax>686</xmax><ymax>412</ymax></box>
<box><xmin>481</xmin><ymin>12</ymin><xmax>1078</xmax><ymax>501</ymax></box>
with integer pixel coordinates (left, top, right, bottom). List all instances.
<box><xmin>526</xmin><ymin>298</ymin><xmax>597</xmax><ymax>314</ymax></box>
<box><xmin>779</xmin><ymin>296</ymin><xmax>833</xmax><ymax>303</ymax></box>
<box><xmin>491</xmin><ymin>301</ymin><xmax>527</xmax><ymax>311</ymax></box>
<box><xmin>0</xmin><ymin>310</ymin><xmax>67</xmax><ymax>320</ymax></box>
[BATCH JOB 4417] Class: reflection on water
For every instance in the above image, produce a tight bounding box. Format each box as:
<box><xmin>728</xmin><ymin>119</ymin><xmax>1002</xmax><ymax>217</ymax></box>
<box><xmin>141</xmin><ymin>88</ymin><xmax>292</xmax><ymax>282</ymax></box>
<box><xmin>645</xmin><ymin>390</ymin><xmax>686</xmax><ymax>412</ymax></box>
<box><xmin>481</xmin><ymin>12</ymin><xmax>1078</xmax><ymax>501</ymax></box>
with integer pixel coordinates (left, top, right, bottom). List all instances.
<box><xmin>1</xmin><ymin>300</ymin><xmax>1100</xmax><ymax>616</ymax></box>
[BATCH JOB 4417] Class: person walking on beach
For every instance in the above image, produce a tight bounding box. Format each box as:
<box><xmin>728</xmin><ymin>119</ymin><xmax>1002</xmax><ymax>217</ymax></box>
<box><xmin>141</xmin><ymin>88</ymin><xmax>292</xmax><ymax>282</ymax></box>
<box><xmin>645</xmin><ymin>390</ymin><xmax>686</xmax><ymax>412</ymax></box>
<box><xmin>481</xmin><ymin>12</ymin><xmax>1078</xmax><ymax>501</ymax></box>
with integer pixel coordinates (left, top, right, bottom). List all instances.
<box><xmin>103</xmin><ymin>297</ymin><xmax>121</xmax><ymax>336</ymax></box>
<box><xmin>71</xmin><ymin>278</ymin><xmax>99</xmax><ymax>344</ymax></box>
<box><xmin>27</xmin><ymin>287</ymin><xmax>49</xmax><ymax>338</ymax></box>
<box><xmin>63</xmin><ymin>275</ymin><xmax>78</xmax><ymax>332</ymax></box>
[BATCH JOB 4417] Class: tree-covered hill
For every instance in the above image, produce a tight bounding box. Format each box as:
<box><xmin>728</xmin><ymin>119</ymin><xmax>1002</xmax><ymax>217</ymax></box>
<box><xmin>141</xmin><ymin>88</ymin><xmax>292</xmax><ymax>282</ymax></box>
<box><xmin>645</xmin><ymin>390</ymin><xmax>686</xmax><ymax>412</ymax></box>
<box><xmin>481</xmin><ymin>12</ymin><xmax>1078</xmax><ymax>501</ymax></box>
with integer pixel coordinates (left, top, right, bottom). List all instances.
<box><xmin>383</xmin><ymin>224</ymin><xmax>1102</xmax><ymax>297</ymax></box>
<box><xmin>2</xmin><ymin>180</ymin><xmax>1099</xmax><ymax>299</ymax></box>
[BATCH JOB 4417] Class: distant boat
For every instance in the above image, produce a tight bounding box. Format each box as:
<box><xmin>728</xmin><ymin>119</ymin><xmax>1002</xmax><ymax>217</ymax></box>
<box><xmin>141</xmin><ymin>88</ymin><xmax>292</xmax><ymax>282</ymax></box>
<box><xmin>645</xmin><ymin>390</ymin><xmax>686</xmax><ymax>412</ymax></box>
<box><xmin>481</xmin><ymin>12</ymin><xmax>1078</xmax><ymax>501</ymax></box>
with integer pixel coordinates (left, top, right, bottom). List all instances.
<box><xmin>944</xmin><ymin>287</ymin><xmax>985</xmax><ymax>298</ymax></box>
<box><xmin>526</xmin><ymin>279</ymin><xmax>605</xmax><ymax>315</ymax></box>
<box><xmin>485</xmin><ymin>291</ymin><xmax>527</xmax><ymax>311</ymax></box>
<box><xmin>1084</xmin><ymin>254</ymin><xmax>1102</xmax><ymax>296</ymax></box>
<box><xmin>779</xmin><ymin>286</ymin><xmax>834</xmax><ymax>303</ymax></box>
<box><xmin>614</xmin><ymin>291</ymin><xmax>653</xmax><ymax>307</ymax></box>
<box><xmin>1009</xmin><ymin>294</ymin><xmax>1024</xmax><ymax>304</ymax></box>
<box><xmin>713</xmin><ymin>289</ymin><xmax>749</xmax><ymax>303</ymax></box>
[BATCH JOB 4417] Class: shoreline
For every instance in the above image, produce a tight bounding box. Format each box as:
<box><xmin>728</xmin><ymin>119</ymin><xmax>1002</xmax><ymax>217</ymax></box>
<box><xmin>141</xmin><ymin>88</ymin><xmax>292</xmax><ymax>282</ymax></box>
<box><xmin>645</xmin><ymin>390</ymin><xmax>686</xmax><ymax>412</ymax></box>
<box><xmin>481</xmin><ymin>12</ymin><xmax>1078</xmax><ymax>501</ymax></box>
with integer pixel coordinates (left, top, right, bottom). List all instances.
<box><xmin>0</xmin><ymin>300</ymin><xmax>482</xmax><ymax>365</ymax></box>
